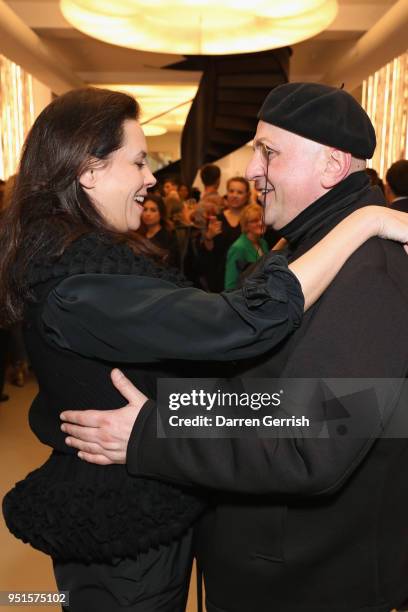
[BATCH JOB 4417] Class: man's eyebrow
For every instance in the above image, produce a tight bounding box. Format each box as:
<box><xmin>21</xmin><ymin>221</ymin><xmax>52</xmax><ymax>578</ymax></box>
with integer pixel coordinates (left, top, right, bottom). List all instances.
<box><xmin>135</xmin><ymin>150</ymin><xmax>147</xmax><ymax>159</ymax></box>
<box><xmin>253</xmin><ymin>137</ymin><xmax>278</xmax><ymax>148</ymax></box>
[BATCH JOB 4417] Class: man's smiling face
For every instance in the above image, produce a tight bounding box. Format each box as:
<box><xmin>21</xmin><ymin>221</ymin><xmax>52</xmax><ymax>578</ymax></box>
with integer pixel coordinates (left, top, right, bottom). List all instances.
<box><xmin>246</xmin><ymin>121</ymin><xmax>328</xmax><ymax>229</ymax></box>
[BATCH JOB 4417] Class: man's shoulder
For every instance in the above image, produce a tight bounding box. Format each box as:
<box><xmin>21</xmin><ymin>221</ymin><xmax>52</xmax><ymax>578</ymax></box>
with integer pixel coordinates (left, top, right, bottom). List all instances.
<box><xmin>337</xmin><ymin>233</ymin><xmax>404</xmax><ymax>268</ymax></box>
<box><xmin>351</xmin><ymin>235</ymin><xmax>408</xmax><ymax>270</ymax></box>
<box><xmin>391</xmin><ymin>198</ymin><xmax>408</xmax><ymax>213</ymax></box>
<box><xmin>326</xmin><ymin>236</ymin><xmax>408</xmax><ymax>305</ymax></box>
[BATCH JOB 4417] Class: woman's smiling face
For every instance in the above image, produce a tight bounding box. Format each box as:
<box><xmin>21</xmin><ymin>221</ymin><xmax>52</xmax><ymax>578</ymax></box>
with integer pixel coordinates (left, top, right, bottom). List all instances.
<box><xmin>81</xmin><ymin>120</ymin><xmax>156</xmax><ymax>231</ymax></box>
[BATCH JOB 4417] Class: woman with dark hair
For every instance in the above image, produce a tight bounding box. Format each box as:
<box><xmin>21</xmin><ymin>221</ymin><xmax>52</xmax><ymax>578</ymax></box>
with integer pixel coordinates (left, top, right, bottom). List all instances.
<box><xmin>366</xmin><ymin>167</ymin><xmax>385</xmax><ymax>193</ymax></box>
<box><xmin>178</xmin><ymin>183</ymin><xmax>193</xmax><ymax>201</ymax></box>
<box><xmin>139</xmin><ymin>194</ymin><xmax>179</xmax><ymax>266</ymax></box>
<box><xmin>1</xmin><ymin>87</ymin><xmax>408</xmax><ymax>612</ymax></box>
<box><xmin>0</xmin><ymin>88</ymin><xmax>198</xmax><ymax>611</ymax></box>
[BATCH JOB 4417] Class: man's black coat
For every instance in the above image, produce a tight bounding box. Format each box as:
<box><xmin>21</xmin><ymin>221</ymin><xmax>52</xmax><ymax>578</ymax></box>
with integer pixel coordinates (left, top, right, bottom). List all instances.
<box><xmin>391</xmin><ymin>197</ymin><xmax>408</xmax><ymax>213</ymax></box>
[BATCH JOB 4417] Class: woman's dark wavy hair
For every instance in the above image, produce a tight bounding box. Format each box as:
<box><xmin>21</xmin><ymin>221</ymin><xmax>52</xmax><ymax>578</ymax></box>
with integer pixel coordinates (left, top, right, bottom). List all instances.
<box><xmin>0</xmin><ymin>87</ymin><xmax>161</xmax><ymax>326</ymax></box>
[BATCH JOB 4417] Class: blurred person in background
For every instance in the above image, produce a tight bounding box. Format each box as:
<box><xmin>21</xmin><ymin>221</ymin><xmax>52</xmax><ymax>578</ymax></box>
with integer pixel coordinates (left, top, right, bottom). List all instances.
<box><xmin>1</xmin><ymin>174</ymin><xmax>29</xmax><ymax>387</ymax></box>
<box><xmin>170</xmin><ymin>198</ymin><xmax>202</xmax><ymax>277</ymax></box>
<box><xmin>162</xmin><ymin>175</ymin><xmax>180</xmax><ymax>198</ymax></box>
<box><xmin>366</xmin><ymin>168</ymin><xmax>384</xmax><ymax>193</ymax></box>
<box><xmin>161</xmin><ymin>176</ymin><xmax>183</xmax><ymax>223</ymax></box>
<box><xmin>178</xmin><ymin>183</ymin><xmax>194</xmax><ymax>202</ymax></box>
<box><xmin>385</xmin><ymin>160</ymin><xmax>408</xmax><ymax>212</ymax></box>
<box><xmin>198</xmin><ymin>176</ymin><xmax>251</xmax><ymax>292</ymax></box>
<box><xmin>225</xmin><ymin>203</ymin><xmax>269</xmax><ymax>290</ymax></box>
<box><xmin>199</xmin><ymin>163</ymin><xmax>223</xmax><ymax>210</ymax></box>
<box><xmin>139</xmin><ymin>194</ymin><xmax>179</xmax><ymax>267</ymax></box>
<box><xmin>191</xmin><ymin>186</ymin><xmax>201</xmax><ymax>202</ymax></box>
<box><xmin>3</xmin><ymin>174</ymin><xmax>28</xmax><ymax>387</ymax></box>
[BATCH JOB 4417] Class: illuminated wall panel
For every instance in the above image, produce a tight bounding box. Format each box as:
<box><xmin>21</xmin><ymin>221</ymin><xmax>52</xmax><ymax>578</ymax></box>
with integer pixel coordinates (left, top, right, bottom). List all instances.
<box><xmin>362</xmin><ymin>51</ymin><xmax>408</xmax><ymax>178</ymax></box>
<box><xmin>0</xmin><ymin>55</ymin><xmax>34</xmax><ymax>181</ymax></box>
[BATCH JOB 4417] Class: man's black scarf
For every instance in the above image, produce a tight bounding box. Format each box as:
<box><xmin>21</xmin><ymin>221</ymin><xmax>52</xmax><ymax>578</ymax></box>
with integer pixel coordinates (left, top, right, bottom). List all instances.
<box><xmin>279</xmin><ymin>171</ymin><xmax>382</xmax><ymax>252</ymax></box>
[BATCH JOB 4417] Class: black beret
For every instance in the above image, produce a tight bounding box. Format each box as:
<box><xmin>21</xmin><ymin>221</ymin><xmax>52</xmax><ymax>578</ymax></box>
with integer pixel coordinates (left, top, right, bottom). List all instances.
<box><xmin>258</xmin><ymin>82</ymin><xmax>376</xmax><ymax>159</ymax></box>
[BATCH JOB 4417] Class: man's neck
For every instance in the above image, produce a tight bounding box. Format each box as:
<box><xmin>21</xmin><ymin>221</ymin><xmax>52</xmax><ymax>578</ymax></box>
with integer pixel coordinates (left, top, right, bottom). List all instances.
<box><xmin>279</xmin><ymin>171</ymin><xmax>375</xmax><ymax>254</ymax></box>
<box><xmin>204</xmin><ymin>186</ymin><xmax>218</xmax><ymax>195</ymax></box>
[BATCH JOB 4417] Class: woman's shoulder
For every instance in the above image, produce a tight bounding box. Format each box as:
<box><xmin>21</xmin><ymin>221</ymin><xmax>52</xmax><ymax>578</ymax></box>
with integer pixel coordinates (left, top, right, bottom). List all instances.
<box><xmin>231</xmin><ymin>232</ymin><xmax>249</xmax><ymax>248</ymax></box>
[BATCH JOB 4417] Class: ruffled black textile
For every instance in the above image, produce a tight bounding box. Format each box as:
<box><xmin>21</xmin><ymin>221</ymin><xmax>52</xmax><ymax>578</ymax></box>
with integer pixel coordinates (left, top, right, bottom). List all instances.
<box><xmin>3</xmin><ymin>453</ymin><xmax>204</xmax><ymax>563</ymax></box>
<box><xmin>243</xmin><ymin>253</ymin><xmax>302</xmax><ymax>318</ymax></box>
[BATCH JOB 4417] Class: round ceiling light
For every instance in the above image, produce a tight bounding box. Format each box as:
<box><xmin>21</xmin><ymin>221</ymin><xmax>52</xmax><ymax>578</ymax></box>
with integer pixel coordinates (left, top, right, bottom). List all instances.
<box><xmin>142</xmin><ymin>124</ymin><xmax>168</xmax><ymax>136</ymax></box>
<box><xmin>60</xmin><ymin>0</ymin><xmax>338</xmax><ymax>55</ymax></box>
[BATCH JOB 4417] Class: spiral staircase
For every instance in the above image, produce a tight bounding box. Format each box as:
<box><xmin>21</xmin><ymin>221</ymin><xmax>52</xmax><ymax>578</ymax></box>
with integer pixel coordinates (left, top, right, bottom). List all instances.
<box><xmin>155</xmin><ymin>48</ymin><xmax>291</xmax><ymax>185</ymax></box>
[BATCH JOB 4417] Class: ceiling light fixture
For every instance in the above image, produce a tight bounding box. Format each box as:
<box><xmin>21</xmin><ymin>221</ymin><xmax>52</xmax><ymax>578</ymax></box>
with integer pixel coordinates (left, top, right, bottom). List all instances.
<box><xmin>61</xmin><ymin>0</ymin><xmax>338</xmax><ymax>55</ymax></box>
<box><xmin>141</xmin><ymin>124</ymin><xmax>167</xmax><ymax>136</ymax></box>
<box><xmin>95</xmin><ymin>84</ymin><xmax>197</xmax><ymax>132</ymax></box>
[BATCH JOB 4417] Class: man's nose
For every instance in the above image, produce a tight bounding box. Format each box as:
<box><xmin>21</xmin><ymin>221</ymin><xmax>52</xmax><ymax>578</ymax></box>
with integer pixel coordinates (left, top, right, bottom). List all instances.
<box><xmin>246</xmin><ymin>151</ymin><xmax>263</xmax><ymax>182</ymax></box>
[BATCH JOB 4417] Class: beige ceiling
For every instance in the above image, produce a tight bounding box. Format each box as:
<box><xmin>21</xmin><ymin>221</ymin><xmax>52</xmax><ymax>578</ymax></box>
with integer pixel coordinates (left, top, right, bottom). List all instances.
<box><xmin>3</xmin><ymin>0</ymin><xmax>399</xmax><ymax>132</ymax></box>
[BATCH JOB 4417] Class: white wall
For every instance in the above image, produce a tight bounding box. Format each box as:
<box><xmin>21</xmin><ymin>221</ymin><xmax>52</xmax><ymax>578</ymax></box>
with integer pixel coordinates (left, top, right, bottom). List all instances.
<box><xmin>193</xmin><ymin>142</ymin><xmax>254</xmax><ymax>195</ymax></box>
<box><xmin>146</xmin><ymin>131</ymin><xmax>181</xmax><ymax>161</ymax></box>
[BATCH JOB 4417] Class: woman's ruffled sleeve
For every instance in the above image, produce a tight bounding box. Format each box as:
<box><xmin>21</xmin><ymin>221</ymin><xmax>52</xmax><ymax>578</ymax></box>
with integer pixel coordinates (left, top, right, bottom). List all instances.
<box><xmin>42</xmin><ymin>252</ymin><xmax>304</xmax><ymax>363</ymax></box>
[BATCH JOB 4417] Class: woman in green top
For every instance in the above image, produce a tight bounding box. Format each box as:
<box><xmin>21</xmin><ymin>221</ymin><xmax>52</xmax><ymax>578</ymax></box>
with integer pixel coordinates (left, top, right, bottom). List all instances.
<box><xmin>225</xmin><ymin>203</ymin><xmax>269</xmax><ymax>290</ymax></box>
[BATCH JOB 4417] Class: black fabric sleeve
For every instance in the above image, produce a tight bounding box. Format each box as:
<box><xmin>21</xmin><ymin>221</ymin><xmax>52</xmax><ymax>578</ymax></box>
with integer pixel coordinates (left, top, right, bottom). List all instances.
<box><xmin>42</xmin><ymin>253</ymin><xmax>304</xmax><ymax>363</ymax></box>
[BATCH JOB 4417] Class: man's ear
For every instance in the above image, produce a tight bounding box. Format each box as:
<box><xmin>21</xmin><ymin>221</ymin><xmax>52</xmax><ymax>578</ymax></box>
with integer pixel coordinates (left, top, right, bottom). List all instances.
<box><xmin>321</xmin><ymin>149</ymin><xmax>352</xmax><ymax>189</ymax></box>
